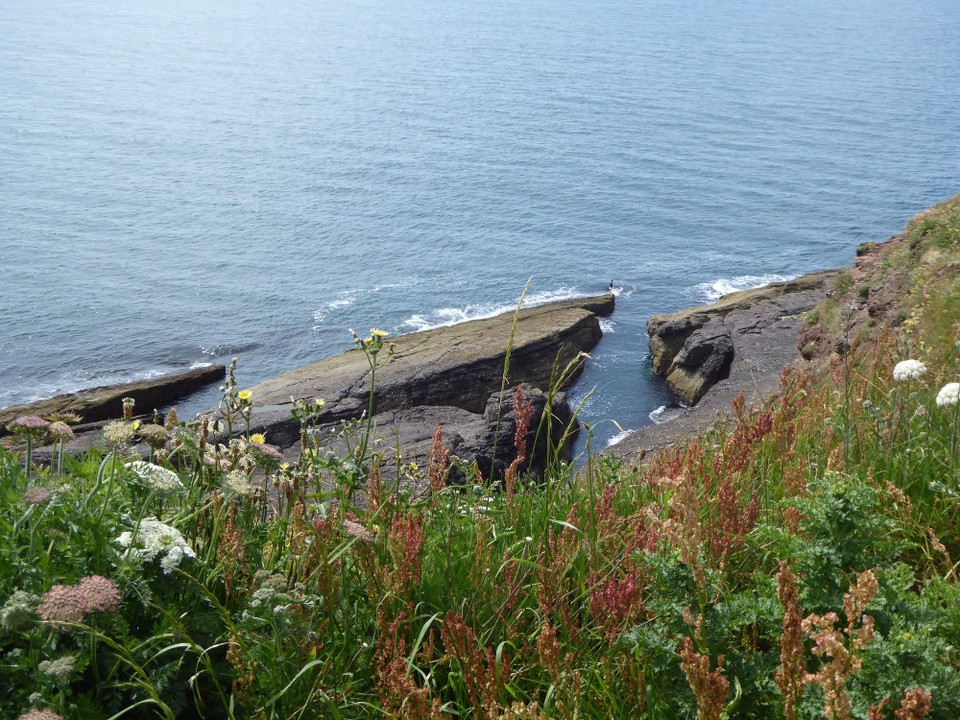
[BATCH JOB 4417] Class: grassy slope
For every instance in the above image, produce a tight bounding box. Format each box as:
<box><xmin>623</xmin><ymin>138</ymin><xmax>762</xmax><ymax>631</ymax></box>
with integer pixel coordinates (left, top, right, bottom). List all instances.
<box><xmin>2</xmin><ymin>194</ymin><xmax>960</xmax><ymax>720</ymax></box>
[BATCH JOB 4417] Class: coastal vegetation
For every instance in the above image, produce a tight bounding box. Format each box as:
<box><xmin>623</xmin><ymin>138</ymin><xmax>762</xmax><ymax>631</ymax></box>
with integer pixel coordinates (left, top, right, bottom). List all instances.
<box><xmin>3</xmin><ymin>194</ymin><xmax>960</xmax><ymax>719</ymax></box>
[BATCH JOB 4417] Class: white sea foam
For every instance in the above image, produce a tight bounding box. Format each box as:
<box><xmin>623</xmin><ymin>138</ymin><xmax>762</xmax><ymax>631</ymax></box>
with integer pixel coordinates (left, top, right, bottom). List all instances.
<box><xmin>605</xmin><ymin>428</ymin><xmax>635</xmax><ymax>448</ymax></box>
<box><xmin>402</xmin><ymin>286</ymin><xmax>585</xmax><ymax>332</ymax></box>
<box><xmin>312</xmin><ymin>295</ymin><xmax>356</xmax><ymax>323</ymax></box>
<box><xmin>599</xmin><ymin>318</ymin><xmax>615</xmax><ymax>334</ymax></box>
<box><xmin>691</xmin><ymin>274</ymin><xmax>794</xmax><ymax>304</ymax></box>
<box><xmin>649</xmin><ymin>404</ymin><xmax>685</xmax><ymax>424</ymax></box>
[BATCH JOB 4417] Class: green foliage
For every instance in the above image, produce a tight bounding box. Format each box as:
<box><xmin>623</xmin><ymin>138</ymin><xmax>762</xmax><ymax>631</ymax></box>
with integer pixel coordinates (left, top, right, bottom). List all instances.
<box><xmin>906</xmin><ymin>194</ymin><xmax>960</xmax><ymax>251</ymax></box>
<box><xmin>833</xmin><ymin>272</ymin><xmax>854</xmax><ymax>296</ymax></box>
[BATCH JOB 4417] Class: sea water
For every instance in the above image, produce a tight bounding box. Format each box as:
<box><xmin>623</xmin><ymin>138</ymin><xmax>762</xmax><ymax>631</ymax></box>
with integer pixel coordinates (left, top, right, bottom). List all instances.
<box><xmin>1</xmin><ymin>0</ymin><xmax>959</xmax><ymax>450</ymax></box>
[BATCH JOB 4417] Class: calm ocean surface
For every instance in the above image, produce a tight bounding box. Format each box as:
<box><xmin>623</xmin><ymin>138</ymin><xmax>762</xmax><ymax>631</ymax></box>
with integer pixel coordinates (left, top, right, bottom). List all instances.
<box><xmin>2</xmin><ymin>0</ymin><xmax>959</xmax><ymax>449</ymax></box>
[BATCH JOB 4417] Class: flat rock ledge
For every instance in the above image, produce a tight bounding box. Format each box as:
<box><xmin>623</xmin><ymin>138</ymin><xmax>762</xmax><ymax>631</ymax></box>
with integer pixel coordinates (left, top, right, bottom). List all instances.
<box><xmin>0</xmin><ymin>365</ymin><xmax>226</xmax><ymax>436</ymax></box>
<box><xmin>242</xmin><ymin>293</ymin><xmax>615</xmax><ymax>480</ymax></box>
<box><xmin>609</xmin><ymin>270</ymin><xmax>839</xmax><ymax>464</ymax></box>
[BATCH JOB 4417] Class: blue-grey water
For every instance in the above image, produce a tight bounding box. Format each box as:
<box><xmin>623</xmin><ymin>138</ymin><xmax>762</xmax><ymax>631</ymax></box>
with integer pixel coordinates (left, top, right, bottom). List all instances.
<box><xmin>2</xmin><ymin>0</ymin><xmax>959</xmax><ymax>450</ymax></box>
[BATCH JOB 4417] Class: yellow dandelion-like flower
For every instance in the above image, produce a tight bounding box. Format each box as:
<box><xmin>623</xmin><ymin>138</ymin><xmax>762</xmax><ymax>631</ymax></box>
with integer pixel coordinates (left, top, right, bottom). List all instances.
<box><xmin>250</xmin><ymin>433</ymin><xmax>266</xmax><ymax>444</ymax></box>
<box><xmin>314</xmin><ymin>398</ymin><xmax>326</xmax><ymax>408</ymax></box>
<box><xmin>371</xmin><ymin>328</ymin><xmax>388</xmax><ymax>338</ymax></box>
<box><xmin>237</xmin><ymin>390</ymin><xmax>252</xmax><ymax>401</ymax></box>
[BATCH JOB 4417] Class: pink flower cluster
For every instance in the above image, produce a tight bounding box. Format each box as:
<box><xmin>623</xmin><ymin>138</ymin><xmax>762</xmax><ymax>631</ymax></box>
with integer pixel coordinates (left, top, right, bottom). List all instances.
<box><xmin>18</xmin><ymin>709</ymin><xmax>64</xmax><ymax>720</ymax></box>
<box><xmin>36</xmin><ymin>575</ymin><xmax>120</xmax><ymax>629</ymax></box>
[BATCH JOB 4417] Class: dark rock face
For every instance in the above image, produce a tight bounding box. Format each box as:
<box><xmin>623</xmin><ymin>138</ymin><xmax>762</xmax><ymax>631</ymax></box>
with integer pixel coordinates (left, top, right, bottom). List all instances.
<box><xmin>647</xmin><ymin>271</ymin><xmax>839</xmax><ymax>406</ymax></box>
<box><xmin>665</xmin><ymin>318</ymin><xmax>735</xmax><ymax>404</ymax></box>
<box><xmin>457</xmin><ymin>385</ymin><xmax>577</xmax><ymax>482</ymax></box>
<box><xmin>0</xmin><ymin>365</ymin><xmax>226</xmax><ymax>435</ymax></box>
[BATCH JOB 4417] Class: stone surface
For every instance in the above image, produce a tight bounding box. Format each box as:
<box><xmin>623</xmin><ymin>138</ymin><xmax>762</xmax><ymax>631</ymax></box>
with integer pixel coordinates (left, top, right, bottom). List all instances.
<box><xmin>647</xmin><ymin>270</ymin><xmax>839</xmax><ymax>379</ymax></box>
<box><xmin>242</xmin><ymin>294</ymin><xmax>613</xmax><ymax>443</ymax></box>
<box><xmin>647</xmin><ymin>270</ymin><xmax>839</xmax><ymax>405</ymax></box>
<box><xmin>609</xmin><ymin>270</ymin><xmax>840</xmax><ymax>464</ymax></box>
<box><xmin>665</xmin><ymin>317</ymin><xmax>735</xmax><ymax>405</ymax></box>
<box><xmin>300</xmin><ymin>385</ymin><xmax>577</xmax><ymax>492</ymax></box>
<box><xmin>0</xmin><ymin>365</ymin><xmax>226</xmax><ymax>435</ymax></box>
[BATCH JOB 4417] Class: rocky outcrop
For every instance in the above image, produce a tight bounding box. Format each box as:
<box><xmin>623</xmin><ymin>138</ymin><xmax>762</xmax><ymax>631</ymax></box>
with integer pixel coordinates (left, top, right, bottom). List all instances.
<box><xmin>0</xmin><ymin>365</ymin><xmax>226</xmax><ymax>435</ymax></box>
<box><xmin>647</xmin><ymin>270</ymin><xmax>839</xmax><ymax>406</ymax></box>
<box><xmin>243</xmin><ymin>294</ymin><xmax>614</xmax><ymax>448</ymax></box>
<box><xmin>7</xmin><ymin>294</ymin><xmax>613</xmax><ymax>481</ymax></box>
<box><xmin>295</xmin><ymin>384</ymin><xmax>577</xmax><ymax>491</ymax></box>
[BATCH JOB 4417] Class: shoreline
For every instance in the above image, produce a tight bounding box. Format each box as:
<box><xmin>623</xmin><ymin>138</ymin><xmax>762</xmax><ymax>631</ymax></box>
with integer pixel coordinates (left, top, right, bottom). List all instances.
<box><xmin>606</xmin><ymin>268</ymin><xmax>843</xmax><ymax>465</ymax></box>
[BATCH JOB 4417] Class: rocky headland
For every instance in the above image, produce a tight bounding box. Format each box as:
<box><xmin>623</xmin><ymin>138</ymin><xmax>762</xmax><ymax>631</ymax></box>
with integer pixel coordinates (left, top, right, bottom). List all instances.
<box><xmin>610</xmin><ymin>269</ymin><xmax>842</xmax><ymax>463</ymax></box>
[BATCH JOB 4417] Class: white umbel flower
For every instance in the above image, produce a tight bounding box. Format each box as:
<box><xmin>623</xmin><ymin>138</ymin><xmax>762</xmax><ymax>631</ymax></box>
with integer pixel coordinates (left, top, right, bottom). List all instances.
<box><xmin>117</xmin><ymin>518</ymin><xmax>196</xmax><ymax>574</ymax></box>
<box><xmin>893</xmin><ymin>359</ymin><xmax>928</xmax><ymax>382</ymax></box>
<box><xmin>937</xmin><ymin>382</ymin><xmax>960</xmax><ymax>407</ymax></box>
<box><xmin>125</xmin><ymin>461</ymin><xmax>183</xmax><ymax>492</ymax></box>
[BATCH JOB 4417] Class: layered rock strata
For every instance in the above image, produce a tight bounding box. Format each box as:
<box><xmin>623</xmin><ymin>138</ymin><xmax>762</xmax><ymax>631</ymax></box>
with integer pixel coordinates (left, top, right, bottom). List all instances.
<box><xmin>8</xmin><ymin>294</ymin><xmax>613</xmax><ymax>483</ymax></box>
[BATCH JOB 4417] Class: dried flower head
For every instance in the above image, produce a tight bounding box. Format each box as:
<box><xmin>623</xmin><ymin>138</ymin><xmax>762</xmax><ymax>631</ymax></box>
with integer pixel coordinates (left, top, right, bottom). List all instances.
<box><xmin>75</xmin><ymin>575</ymin><xmax>121</xmax><ymax>613</ymax></box>
<box><xmin>222</xmin><ymin>470</ymin><xmax>253</xmax><ymax>498</ymax></box>
<box><xmin>36</xmin><ymin>585</ymin><xmax>86</xmax><ymax>627</ymax></box>
<box><xmin>137</xmin><ymin>423</ymin><xmax>170</xmax><ymax>449</ymax></box>
<box><xmin>936</xmin><ymin>382</ymin><xmax>960</xmax><ymax>408</ymax></box>
<box><xmin>679</xmin><ymin>635</ymin><xmax>729</xmax><ymax>720</ymax></box>
<box><xmin>22</xmin><ymin>487</ymin><xmax>51</xmax><ymax>505</ymax></box>
<box><xmin>7</xmin><ymin>415</ymin><xmax>49</xmax><ymax>437</ymax></box>
<box><xmin>36</xmin><ymin>575</ymin><xmax>121</xmax><ymax>630</ymax></box>
<box><xmin>164</xmin><ymin>408</ymin><xmax>179</xmax><ymax>430</ymax></box>
<box><xmin>250</xmin><ymin>440</ymin><xmax>283</xmax><ymax>461</ymax></box>
<box><xmin>103</xmin><ymin>421</ymin><xmax>136</xmax><ymax>446</ymax></box>
<box><xmin>121</xmin><ymin>396</ymin><xmax>135</xmax><ymax>420</ymax></box>
<box><xmin>895</xmin><ymin>687</ymin><xmax>932</xmax><ymax>720</ymax></box>
<box><xmin>125</xmin><ymin>461</ymin><xmax>183</xmax><ymax>492</ymax></box>
<box><xmin>344</xmin><ymin>519</ymin><xmax>374</xmax><ymax>543</ymax></box>
<box><xmin>46</xmin><ymin>422</ymin><xmax>75</xmax><ymax>444</ymax></box>
<box><xmin>17</xmin><ymin>710</ymin><xmax>65</xmax><ymax>720</ymax></box>
<box><xmin>893</xmin><ymin>359</ymin><xmax>928</xmax><ymax>382</ymax></box>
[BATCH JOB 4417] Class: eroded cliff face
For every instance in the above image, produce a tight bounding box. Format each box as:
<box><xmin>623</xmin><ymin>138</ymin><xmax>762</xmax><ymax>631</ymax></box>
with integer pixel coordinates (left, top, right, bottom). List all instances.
<box><xmin>647</xmin><ymin>270</ymin><xmax>839</xmax><ymax>406</ymax></box>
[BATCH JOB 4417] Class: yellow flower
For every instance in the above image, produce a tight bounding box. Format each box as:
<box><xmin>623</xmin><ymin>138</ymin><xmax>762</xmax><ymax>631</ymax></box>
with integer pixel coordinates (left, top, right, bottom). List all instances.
<box><xmin>314</xmin><ymin>398</ymin><xmax>326</xmax><ymax>408</ymax></box>
<box><xmin>250</xmin><ymin>433</ymin><xmax>266</xmax><ymax>444</ymax></box>
<box><xmin>370</xmin><ymin>328</ymin><xmax>388</xmax><ymax>338</ymax></box>
<box><xmin>237</xmin><ymin>390</ymin><xmax>252</xmax><ymax>401</ymax></box>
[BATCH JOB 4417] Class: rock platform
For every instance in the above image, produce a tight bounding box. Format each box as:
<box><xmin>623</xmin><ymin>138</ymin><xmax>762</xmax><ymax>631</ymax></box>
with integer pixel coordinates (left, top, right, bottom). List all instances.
<box><xmin>609</xmin><ymin>270</ymin><xmax>840</xmax><ymax>464</ymax></box>
<box><xmin>0</xmin><ymin>365</ymin><xmax>226</xmax><ymax>435</ymax></box>
<box><xmin>242</xmin><ymin>294</ymin><xmax>614</xmax><ymax>479</ymax></box>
